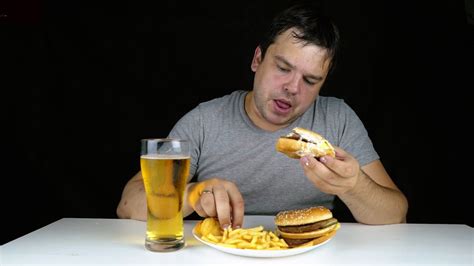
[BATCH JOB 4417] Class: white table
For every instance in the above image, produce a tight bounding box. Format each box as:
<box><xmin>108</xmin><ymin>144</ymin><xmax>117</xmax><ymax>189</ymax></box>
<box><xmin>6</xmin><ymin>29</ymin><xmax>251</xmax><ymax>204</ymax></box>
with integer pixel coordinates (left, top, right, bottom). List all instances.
<box><xmin>1</xmin><ymin>216</ymin><xmax>472</xmax><ymax>265</ymax></box>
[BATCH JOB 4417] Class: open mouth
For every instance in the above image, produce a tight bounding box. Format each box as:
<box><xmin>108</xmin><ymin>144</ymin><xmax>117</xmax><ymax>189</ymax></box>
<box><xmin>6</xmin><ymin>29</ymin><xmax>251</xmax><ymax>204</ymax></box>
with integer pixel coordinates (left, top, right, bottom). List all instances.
<box><xmin>274</xmin><ymin>99</ymin><xmax>292</xmax><ymax>113</ymax></box>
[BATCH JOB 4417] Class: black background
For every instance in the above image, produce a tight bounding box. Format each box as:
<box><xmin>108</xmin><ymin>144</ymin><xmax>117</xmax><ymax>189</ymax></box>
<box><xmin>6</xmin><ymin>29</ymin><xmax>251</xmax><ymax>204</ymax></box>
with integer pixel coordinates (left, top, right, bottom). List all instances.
<box><xmin>2</xmin><ymin>0</ymin><xmax>472</xmax><ymax>245</ymax></box>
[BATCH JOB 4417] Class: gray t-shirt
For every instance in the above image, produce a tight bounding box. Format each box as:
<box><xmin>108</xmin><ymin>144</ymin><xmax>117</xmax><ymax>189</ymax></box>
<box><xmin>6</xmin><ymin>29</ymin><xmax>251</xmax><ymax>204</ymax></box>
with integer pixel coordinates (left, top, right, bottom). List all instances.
<box><xmin>169</xmin><ymin>90</ymin><xmax>379</xmax><ymax>215</ymax></box>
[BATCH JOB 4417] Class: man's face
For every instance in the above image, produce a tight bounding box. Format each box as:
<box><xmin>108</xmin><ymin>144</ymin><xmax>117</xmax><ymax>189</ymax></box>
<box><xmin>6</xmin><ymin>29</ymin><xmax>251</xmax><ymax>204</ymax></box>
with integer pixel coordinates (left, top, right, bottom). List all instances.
<box><xmin>248</xmin><ymin>28</ymin><xmax>331</xmax><ymax>131</ymax></box>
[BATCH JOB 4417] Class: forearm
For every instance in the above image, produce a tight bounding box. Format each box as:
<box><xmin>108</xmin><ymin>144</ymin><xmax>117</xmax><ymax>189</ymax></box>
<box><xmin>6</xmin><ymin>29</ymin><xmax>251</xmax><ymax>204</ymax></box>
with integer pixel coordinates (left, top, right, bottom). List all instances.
<box><xmin>338</xmin><ymin>170</ymin><xmax>408</xmax><ymax>225</ymax></box>
<box><xmin>117</xmin><ymin>172</ymin><xmax>202</xmax><ymax>220</ymax></box>
<box><xmin>116</xmin><ymin>176</ymin><xmax>147</xmax><ymax>221</ymax></box>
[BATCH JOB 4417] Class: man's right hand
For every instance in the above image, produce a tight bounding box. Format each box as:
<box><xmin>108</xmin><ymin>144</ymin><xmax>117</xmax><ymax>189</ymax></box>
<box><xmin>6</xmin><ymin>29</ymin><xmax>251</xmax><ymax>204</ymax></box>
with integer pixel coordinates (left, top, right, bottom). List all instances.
<box><xmin>188</xmin><ymin>178</ymin><xmax>245</xmax><ymax>229</ymax></box>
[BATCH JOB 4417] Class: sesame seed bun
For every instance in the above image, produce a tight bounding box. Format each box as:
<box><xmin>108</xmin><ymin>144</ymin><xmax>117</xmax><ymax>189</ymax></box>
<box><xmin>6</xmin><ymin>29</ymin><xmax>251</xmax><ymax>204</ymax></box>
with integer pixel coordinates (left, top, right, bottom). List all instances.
<box><xmin>274</xmin><ymin>206</ymin><xmax>340</xmax><ymax>248</ymax></box>
<box><xmin>274</xmin><ymin>206</ymin><xmax>333</xmax><ymax>226</ymax></box>
<box><xmin>293</xmin><ymin>224</ymin><xmax>340</xmax><ymax>247</ymax></box>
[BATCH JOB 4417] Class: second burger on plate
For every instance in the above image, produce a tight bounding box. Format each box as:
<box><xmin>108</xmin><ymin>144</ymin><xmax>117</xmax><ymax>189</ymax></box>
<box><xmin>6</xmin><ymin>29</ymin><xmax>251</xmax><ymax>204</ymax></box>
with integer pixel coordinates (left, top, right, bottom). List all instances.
<box><xmin>275</xmin><ymin>206</ymin><xmax>340</xmax><ymax>248</ymax></box>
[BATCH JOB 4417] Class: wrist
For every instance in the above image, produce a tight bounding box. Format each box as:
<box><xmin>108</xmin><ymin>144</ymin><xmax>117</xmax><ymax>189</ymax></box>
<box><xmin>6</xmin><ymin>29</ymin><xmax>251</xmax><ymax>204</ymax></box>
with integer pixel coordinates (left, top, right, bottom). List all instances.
<box><xmin>185</xmin><ymin>182</ymin><xmax>205</xmax><ymax>210</ymax></box>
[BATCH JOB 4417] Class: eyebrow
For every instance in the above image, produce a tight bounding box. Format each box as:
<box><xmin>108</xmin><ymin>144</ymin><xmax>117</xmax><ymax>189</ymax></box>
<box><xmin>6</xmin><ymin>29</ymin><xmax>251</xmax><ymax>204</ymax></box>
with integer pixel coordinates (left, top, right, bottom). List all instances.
<box><xmin>274</xmin><ymin>55</ymin><xmax>324</xmax><ymax>81</ymax></box>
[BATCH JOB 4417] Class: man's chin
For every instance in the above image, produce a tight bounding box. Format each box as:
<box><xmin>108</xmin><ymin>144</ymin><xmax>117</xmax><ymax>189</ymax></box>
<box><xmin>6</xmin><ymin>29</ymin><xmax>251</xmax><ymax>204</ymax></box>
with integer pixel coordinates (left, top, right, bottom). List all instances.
<box><xmin>265</xmin><ymin>114</ymin><xmax>296</xmax><ymax>129</ymax></box>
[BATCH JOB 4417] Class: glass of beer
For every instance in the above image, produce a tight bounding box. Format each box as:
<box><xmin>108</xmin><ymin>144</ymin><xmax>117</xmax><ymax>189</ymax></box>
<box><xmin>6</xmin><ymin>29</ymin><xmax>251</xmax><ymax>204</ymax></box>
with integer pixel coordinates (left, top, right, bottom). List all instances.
<box><xmin>140</xmin><ymin>138</ymin><xmax>190</xmax><ymax>252</ymax></box>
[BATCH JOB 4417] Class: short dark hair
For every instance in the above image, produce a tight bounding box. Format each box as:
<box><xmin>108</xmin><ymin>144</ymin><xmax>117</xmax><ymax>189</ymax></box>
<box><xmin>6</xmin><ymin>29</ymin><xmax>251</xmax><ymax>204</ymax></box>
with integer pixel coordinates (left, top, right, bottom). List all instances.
<box><xmin>259</xmin><ymin>4</ymin><xmax>340</xmax><ymax>72</ymax></box>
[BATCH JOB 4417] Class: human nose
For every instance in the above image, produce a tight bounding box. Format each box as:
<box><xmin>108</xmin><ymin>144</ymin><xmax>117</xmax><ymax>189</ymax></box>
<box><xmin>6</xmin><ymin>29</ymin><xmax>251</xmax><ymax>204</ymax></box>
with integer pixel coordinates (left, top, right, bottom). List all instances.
<box><xmin>284</xmin><ymin>74</ymin><xmax>300</xmax><ymax>94</ymax></box>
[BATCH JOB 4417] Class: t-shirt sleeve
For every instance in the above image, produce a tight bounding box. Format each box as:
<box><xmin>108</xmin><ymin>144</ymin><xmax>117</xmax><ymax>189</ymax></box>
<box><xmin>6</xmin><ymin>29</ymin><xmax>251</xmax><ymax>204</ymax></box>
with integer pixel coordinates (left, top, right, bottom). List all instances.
<box><xmin>167</xmin><ymin>105</ymin><xmax>203</xmax><ymax>181</ymax></box>
<box><xmin>337</xmin><ymin>101</ymin><xmax>379</xmax><ymax>166</ymax></box>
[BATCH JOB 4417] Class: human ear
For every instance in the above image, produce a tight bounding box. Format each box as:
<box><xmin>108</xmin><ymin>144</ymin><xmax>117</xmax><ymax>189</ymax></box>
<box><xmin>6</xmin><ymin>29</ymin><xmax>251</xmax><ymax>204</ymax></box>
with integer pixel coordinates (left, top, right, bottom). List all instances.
<box><xmin>251</xmin><ymin>46</ymin><xmax>262</xmax><ymax>72</ymax></box>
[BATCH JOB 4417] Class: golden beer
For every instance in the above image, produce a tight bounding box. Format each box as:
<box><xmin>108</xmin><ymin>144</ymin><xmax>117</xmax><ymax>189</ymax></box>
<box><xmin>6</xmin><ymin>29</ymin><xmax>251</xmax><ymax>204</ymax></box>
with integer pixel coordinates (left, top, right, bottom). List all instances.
<box><xmin>140</xmin><ymin>142</ymin><xmax>190</xmax><ymax>252</ymax></box>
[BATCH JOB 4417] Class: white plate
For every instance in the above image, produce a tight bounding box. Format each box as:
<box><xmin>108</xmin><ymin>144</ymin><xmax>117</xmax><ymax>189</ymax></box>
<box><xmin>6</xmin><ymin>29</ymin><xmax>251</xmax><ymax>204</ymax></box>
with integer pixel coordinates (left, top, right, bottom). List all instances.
<box><xmin>192</xmin><ymin>216</ymin><xmax>331</xmax><ymax>258</ymax></box>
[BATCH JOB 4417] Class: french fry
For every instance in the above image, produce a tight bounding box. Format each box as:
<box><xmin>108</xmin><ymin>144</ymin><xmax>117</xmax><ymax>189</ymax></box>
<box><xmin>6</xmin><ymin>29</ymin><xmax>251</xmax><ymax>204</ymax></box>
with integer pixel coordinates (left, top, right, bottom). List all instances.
<box><xmin>196</xmin><ymin>218</ymin><xmax>289</xmax><ymax>250</ymax></box>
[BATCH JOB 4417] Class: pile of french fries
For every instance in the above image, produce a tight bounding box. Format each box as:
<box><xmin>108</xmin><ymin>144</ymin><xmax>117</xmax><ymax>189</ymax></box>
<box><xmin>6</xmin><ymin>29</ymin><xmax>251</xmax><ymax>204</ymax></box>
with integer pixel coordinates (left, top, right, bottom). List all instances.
<box><xmin>195</xmin><ymin>218</ymin><xmax>289</xmax><ymax>250</ymax></box>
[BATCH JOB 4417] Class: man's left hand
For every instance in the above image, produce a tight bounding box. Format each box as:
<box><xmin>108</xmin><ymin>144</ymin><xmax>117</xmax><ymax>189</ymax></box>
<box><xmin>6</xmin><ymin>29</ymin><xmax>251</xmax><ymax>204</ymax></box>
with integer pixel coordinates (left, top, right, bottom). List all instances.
<box><xmin>300</xmin><ymin>146</ymin><xmax>360</xmax><ymax>195</ymax></box>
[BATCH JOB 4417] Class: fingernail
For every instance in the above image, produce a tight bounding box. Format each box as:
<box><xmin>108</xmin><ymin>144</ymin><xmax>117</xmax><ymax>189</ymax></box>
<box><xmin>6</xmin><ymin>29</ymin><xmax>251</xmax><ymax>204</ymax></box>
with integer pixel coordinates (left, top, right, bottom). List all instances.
<box><xmin>222</xmin><ymin>224</ymin><xmax>230</xmax><ymax>229</ymax></box>
<box><xmin>234</xmin><ymin>225</ymin><xmax>241</xmax><ymax>229</ymax></box>
<box><xmin>320</xmin><ymin>156</ymin><xmax>327</xmax><ymax>163</ymax></box>
<box><xmin>302</xmin><ymin>156</ymin><xmax>309</xmax><ymax>166</ymax></box>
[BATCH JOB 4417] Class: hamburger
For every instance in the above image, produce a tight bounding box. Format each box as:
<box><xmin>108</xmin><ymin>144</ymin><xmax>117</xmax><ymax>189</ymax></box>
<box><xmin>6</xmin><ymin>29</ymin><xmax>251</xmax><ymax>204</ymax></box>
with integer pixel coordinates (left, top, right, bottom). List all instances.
<box><xmin>275</xmin><ymin>206</ymin><xmax>340</xmax><ymax>248</ymax></box>
<box><xmin>275</xmin><ymin>127</ymin><xmax>336</xmax><ymax>159</ymax></box>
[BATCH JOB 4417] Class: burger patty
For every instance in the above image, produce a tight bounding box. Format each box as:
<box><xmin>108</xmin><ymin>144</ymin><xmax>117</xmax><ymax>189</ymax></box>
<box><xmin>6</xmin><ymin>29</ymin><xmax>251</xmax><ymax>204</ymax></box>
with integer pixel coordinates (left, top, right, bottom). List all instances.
<box><xmin>277</xmin><ymin>218</ymin><xmax>338</xmax><ymax>233</ymax></box>
<box><xmin>283</xmin><ymin>238</ymin><xmax>312</xmax><ymax>247</ymax></box>
<box><xmin>284</xmin><ymin>133</ymin><xmax>307</xmax><ymax>142</ymax></box>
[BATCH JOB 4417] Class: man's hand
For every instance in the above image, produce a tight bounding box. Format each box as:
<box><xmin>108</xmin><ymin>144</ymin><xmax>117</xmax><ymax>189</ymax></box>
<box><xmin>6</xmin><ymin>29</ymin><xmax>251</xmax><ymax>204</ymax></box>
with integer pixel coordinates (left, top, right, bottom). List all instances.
<box><xmin>300</xmin><ymin>146</ymin><xmax>408</xmax><ymax>224</ymax></box>
<box><xmin>300</xmin><ymin>146</ymin><xmax>360</xmax><ymax>195</ymax></box>
<box><xmin>188</xmin><ymin>178</ymin><xmax>245</xmax><ymax>229</ymax></box>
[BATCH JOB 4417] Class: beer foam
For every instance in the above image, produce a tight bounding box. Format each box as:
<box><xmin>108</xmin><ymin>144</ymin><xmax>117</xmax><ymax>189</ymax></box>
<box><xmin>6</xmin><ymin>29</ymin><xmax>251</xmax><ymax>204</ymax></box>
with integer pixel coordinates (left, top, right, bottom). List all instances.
<box><xmin>141</xmin><ymin>154</ymin><xmax>190</xmax><ymax>160</ymax></box>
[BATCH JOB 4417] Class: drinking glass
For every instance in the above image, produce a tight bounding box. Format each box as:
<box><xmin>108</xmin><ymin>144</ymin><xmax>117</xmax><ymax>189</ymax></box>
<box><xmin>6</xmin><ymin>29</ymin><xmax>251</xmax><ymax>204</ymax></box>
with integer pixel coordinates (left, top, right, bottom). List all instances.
<box><xmin>140</xmin><ymin>138</ymin><xmax>190</xmax><ymax>252</ymax></box>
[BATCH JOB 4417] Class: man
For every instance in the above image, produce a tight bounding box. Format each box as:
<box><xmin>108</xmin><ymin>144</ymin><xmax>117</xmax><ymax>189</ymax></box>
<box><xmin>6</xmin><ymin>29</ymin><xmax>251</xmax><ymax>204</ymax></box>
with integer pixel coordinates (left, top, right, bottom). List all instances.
<box><xmin>117</xmin><ymin>5</ymin><xmax>408</xmax><ymax>229</ymax></box>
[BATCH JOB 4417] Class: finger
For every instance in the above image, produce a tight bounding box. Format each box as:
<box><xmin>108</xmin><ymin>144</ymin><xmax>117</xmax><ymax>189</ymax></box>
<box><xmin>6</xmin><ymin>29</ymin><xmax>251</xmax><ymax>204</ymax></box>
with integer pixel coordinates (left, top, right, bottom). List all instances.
<box><xmin>301</xmin><ymin>155</ymin><xmax>344</xmax><ymax>191</ymax></box>
<box><xmin>308</xmin><ymin>173</ymin><xmax>340</xmax><ymax>194</ymax></box>
<box><xmin>225</xmin><ymin>184</ymin><xmax>245</xmax><ymax>229</ymax></box>
<box><xmin>193</xmin><ymin>200</ymin><xmax>207</xmax><ymax>217</ymax></box>
<box><xmin>333</xmin><ymin>146</ymin><xmax>349</xmax><ymax>159</ymax></box>
<box><xmin>300</xmin><ymin>155</ymin><xmax>331</xmax><ymax>176</ymax></box>
<box><xmin>319</xmin><ymin>151</ymin><xmax>358</xmax><ymax>178</ymax></box>
<box><xmin>212</xmin><ymin>185</ymin><xmax>232</xmax><ymax>229</ymax></box>
<box><xmin>200</xmin><ymin>188</ymin><xmax>217</xmax><ymax>217</ymax></box>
